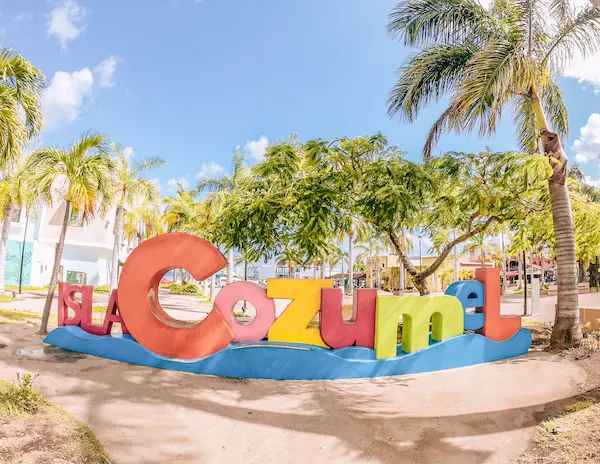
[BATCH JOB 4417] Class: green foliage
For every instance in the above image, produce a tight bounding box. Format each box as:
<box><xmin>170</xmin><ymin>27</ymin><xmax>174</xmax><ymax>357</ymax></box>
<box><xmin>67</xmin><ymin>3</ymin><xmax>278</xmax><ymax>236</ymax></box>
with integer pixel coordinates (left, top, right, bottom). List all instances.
<box><xmin>92</xmin><ymin>306</ymin><xmax>107</xmax><ymax>313</ymax></box>
<box><xmin>0</xmin><ymin>48</ymin><xmax>45</xmax><ymax>166</ymax></box>
<box><xmin>94</xmin><ymin>285</ymin><xmax>111</xmax><ymax>294</ymax></box>
<box><xmin>0</xmin><ymin>295</ymin><xmax>16</xmax><ymax>302</ymax></box>
<box><xmin>0</xmin><ymin>372</ymin><xmax>42</xmax><ymax>413</ymax></box>
<box><xmin>169</xmin><ymin>282</ymin><xmax>201</xmax><ymax>295</ymax></box>
<box><xmin>386</xmin><ymin>0</ymin><xmax>600</xmax><ymax>156</ymax></box>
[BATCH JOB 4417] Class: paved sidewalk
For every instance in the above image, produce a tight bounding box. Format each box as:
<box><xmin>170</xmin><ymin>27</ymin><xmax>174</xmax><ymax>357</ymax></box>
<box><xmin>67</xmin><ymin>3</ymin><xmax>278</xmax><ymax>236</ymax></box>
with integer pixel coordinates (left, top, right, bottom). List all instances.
<box><xmin>0</xmin><ymin>324</ymin><xmax>587</xmax><ymax>464</ymax></box>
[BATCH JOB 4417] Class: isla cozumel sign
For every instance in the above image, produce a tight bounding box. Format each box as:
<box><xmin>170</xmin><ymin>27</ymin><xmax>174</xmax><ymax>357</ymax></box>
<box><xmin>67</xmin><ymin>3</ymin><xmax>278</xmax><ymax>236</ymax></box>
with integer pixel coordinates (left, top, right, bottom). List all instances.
<box><xmin>44</xmin><ymin>233</ymin><xmax>532</xmax><ymax>380</ymax></box>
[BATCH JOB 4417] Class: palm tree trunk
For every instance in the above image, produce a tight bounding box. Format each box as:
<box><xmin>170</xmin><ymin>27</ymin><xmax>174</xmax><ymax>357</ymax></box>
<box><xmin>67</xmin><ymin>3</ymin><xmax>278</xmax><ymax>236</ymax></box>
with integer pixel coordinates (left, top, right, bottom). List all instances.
<box><xmin>209</xmin><ymin>274</ymin><xmax>216</xmax><ymax>302</ymax></box>
<box><xmin>227</xmin><ymin>249</ymin><xmax>234</xmax><ymax>284</ymax></box>
<box><xmin>531</xmin><ymin>92</ymin><xmax>581</xmax><ymax>347</ymax></box>
<box><xmin>517</xmin><ymin>258</ymin><xmax>523</xmax><ymax>290</ymax></box>
<box><xmin>320</xmin><ymin>260</ymin><xmax>325</xmax><ymax>279</ymax></box>
<box><xmin>0</xmin><ymin>204</ymin><xmax>14</xmax><ymax>293</ymax></box>
<box><xmin>548</xmin><ymin>179</ymin><xmax>581</xmax><ymax>346</ymax></box>
<box><xmin>40</xmin><ymin>200</ymin><xmax>71</xmax><ymax>334</ymax></box>
<box><xmin>110</xmin><ymin>205</ymin><xmax>124</xmax><ymax>289</ymax></box>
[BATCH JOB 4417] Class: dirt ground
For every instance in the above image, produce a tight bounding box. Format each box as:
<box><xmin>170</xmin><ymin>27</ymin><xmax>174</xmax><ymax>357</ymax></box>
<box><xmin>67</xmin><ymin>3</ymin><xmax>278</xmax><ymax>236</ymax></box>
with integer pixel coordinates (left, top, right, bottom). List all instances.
<box><xmin>0</xmin><ymin>321</ymin><xmax>591</xmax><ymax>464</ymax></box>
<box><xmin>0</xmin><ymin>376</ymin><xmax>112</xmax><ymax>464</ymax></box>
<box><xmin>518</xmin><ymin>350</ymin><xmax>600</xmax><ymax>463</ymax></box>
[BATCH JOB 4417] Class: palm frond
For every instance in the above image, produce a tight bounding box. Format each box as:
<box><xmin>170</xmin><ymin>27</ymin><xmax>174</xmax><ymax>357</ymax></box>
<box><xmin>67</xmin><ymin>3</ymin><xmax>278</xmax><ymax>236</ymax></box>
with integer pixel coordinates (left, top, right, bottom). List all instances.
<box><xmin>543</xmin><ymin>5</ymin><xmax>600</xmax><ymax>72</ymax></box>
<box><xmin>387</xmin><ymin>44</ymin><xmax>475</xmax><ymax>121</ymax></box>
<box><xmin>512</xmin><ymin>95</ymin><xmax>539</xmax><ymax>154</ymax></box>
<box><xmin>388</xmin><ymin>0</ymin><xmax>496</xmax><ymax>47</ymax></box>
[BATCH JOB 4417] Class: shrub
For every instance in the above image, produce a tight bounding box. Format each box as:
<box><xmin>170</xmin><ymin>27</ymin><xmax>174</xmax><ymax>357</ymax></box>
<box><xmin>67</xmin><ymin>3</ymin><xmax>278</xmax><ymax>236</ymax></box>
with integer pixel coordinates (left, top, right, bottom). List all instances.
<box><xmin>0</xmin><ymin>295</ymin><xmax>16</xmax><ymax>302</ymax></box>
<box><xmin>169</xmin><ymin>282</ymin><xmax>201</xmax><ymax>295</ymax></box>
<box><xmin>0</xmin><ymin>372</ymin><xmax>43</xmax><ymax>413</ymax></box>
<box><xmin>93</xmin><ymin>285</ymin><xmax>111</xmax><ymax>294</ymax></box>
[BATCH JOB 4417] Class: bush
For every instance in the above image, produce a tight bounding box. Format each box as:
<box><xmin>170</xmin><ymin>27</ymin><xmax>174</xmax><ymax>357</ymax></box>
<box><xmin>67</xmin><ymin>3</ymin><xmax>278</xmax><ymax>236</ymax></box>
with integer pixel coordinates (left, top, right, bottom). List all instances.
<box><xmin>0</xmin><ymin>372</ymin><xmax>43</xmax><ymax>413</ymax></box>
<box><xmin>0</xmin><ymin>295</ymin><xmax>16</xmax><ymax>302</ymax></box>
<box><xmin>93</xmin><ymin>285</ymin><xmax>111</xmax><ymax>294</ymax></box>
<box><xmin>169</xmin><ymin>282</ymin><xmax>201</xmax><ymax>295</ymax></box>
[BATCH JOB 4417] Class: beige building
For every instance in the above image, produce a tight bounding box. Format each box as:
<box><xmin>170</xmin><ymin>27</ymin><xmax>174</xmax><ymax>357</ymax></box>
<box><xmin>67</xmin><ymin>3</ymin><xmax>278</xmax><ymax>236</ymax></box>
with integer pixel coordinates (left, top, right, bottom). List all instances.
<box><xmin>367</xmin><ymin>253</ymin><xmax>495</xmax><ymax>292</ymax></box>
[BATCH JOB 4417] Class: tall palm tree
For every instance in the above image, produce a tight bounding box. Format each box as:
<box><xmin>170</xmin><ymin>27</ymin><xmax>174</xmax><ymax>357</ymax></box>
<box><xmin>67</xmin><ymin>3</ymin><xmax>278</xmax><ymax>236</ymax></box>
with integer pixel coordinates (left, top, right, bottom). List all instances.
<box><xmin>0</xmin><ymin>155</ymin><xmax>40</xmax><ymax>292</ymax></box>
<box><xmin>28</xmin><ymin>133</ymin><xmax>115</xmax><ymax>334</ymax></box>
<box><xmin>0</xmin><ymin>49</ymin><xmax>45</xmax><ymax>165</ymax></box>
<box><xmin>109</xmin><ymin>143</ymin><xmax>165</xmax><ymax>288</ymax></box>
<box><xmin>123</xmin><ymin>200</ymin><xmax>164</xmax><ymax>245</ymax></box>
<box><xmin>387</xmin><ymin>0</ymin><xmax>600</xmax><ymax>347</ymax></box>
<box><xmin>197</xmin><ymin>146</ymin><xmax>247</xmax><ymax>284</ymax></box>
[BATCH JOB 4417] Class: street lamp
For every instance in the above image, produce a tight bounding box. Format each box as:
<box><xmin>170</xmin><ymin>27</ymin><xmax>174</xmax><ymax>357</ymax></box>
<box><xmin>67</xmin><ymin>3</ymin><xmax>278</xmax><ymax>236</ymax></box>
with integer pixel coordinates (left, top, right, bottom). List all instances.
<box><xmin>418</xmin><ymin>234</ymin><xmax>423</xmax><ymax>270</ymax></box>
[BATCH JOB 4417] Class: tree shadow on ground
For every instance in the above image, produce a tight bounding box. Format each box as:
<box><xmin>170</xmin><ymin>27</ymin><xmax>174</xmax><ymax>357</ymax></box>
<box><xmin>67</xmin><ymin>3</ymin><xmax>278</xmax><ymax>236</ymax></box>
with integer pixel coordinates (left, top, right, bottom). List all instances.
<box><xmin>0</xmin><ymin>324</ymin><xmax>584</xmax><ymax>464</ymax></box>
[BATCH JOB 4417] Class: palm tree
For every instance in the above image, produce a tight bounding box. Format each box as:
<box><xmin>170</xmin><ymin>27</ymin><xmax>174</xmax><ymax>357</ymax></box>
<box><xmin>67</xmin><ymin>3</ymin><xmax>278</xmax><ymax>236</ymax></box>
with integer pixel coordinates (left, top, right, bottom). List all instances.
<box><xmin>197</xmin><ymin>146</ymin><xmax>247</xmax><ymax>285</ymax></box>
<box><xmin>387</xmin><ymin>0</ymin><xmax>599</xmax><ymax>346</ymax></box>
<box><xmin>28</xmin><ymin>133</ymin><xmax>115</xmax><ymax>334</ymax></box>
<box><xmin>463</xmin><ymin>235</ymin><xmax>500</xmax><ymax>268</ymax></box>
<box><xmin>0</xmin><ymin>49</ymin><xmax>44</xmax><ymax>165</ymax></box>
<box><xmin>109</xmin><ymin>144</ymin><xmax>165</xmax><ymax>288</ymax></box>
<box><xmin>123</xmin><ymin>200</ymin><xmax>164</xmax><ymax>245</ymax></box>
<box><xmin>0</xmin><ymin>155</ymin><xmax>40</xmax><ymax>292</ymax></box>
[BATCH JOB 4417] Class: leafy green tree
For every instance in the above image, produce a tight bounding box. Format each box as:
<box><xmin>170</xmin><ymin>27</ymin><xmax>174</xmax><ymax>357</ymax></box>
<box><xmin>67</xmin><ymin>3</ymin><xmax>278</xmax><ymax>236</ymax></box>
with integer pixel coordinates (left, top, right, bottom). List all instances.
<box><xmin>197</xmin><ymin>146</ymin><xmax>248</xmax><ymax>284</ymax></box>
<box><xmin>109</xmin><ymin>143</ymin><xmax>165</xmax><ymax>288</ymax></box>
<box><xmin>357</xmin><ymin>150</ymin><xmax>551</xmax><ymax>294</ymax></box>
<box><xmin>386</xmin><ymin>0</ymin><xmax>600</xmax><ymax>346</ymax></box>
<box><xmin>28</xmin><ymin>133</ymin><xmax>115</xmax><ymax>334</ymax></box>
<box><xmin>0</xmin><ymin>49</ymin><xmax>45</xmax><ymax>164</ymax></box>
<box><xmin>0</xmin><ymin>155</ymin><xmax>40</xmax><ymax>292</ymax></box>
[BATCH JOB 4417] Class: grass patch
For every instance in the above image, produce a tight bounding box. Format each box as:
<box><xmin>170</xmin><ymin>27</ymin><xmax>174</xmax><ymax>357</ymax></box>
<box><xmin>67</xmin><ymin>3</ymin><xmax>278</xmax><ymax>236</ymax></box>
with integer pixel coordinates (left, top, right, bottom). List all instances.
<box><xmin>0</xmin><ymin>308</ymin><xmax>40</xmax><ymax>322</ymax></box>
<box><xmin>169</xmin><ymin>282</ymin><xmax>202</xmax><ymax>295</ymax></box>
<box><xmin>233</xmin><ymin>311</ymin><xmax>246</xmax><ymax>317</ymax></box>
<box><xmin>0</xmin><ymin>295</ymin><xmax>17</xmax><ymax>302</ymax></box>
<box><xmin>94</xmin><ymin>285</ymin><xmax>111</xmax><ymax>294</ymax></box>
<box><xmin>0</xmin><ymin>375</ymin><xmax>113</xmax><ymax>463</ymax></box>
<box><xmin>92</xmin><ymin>305</ymin><xmax>107</xmax><ymax>313</ymax></box>
<box><xmin>4</xmin><ymin>285</ymin><xmax>48</xmax><ymax>291</ymax></box>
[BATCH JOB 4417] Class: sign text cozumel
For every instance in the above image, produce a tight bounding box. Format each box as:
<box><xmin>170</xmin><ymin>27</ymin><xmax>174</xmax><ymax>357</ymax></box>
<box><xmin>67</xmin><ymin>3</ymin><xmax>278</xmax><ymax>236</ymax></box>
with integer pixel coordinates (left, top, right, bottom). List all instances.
<box><xmin>44</xmin><ymin>233</ymin><xmax>532</xmax><ymax>380</ymax></box>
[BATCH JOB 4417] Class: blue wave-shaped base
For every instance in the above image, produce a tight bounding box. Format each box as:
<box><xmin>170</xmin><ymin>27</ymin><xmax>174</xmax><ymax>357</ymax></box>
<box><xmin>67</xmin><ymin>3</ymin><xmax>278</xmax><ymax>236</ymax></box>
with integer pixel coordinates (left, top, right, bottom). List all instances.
<box><xmin>43</xmin><ymin>327</ymin><xmax>532</xmax><ymax>380</ymax></box>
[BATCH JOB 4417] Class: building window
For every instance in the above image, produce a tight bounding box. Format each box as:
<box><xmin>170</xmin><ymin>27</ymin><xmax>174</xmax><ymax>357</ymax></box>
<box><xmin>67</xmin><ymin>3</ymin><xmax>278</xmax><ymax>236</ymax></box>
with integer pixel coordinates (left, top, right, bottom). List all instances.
<box><xmin>68</xmin><ymin>208</ymin><xmax>84</xmax><ymax>227</ymax></box>
<box><xmin>10</xmin><ymin>206</ymin><xmax>21</xmax><ymax>223</ymax></box>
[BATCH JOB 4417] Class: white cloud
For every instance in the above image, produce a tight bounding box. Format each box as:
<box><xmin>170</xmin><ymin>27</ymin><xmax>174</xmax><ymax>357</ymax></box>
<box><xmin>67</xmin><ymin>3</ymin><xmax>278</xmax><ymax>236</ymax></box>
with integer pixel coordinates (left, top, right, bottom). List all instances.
<box><xmin>94</xmin><ymin>56</ymin><xmax>121</xmax><ymax>88</ymax></box>
<box><xmin>243</xmin><ymin>136</ymin><xmax>269</xmax><ymax>162</ymax></box>
<box><xmin>572</xmin><ymin>113</ymin><xmax>600</xmax><ymax>164</ymax></box>
<box><xmin>122</xmin><ymin>146</ymin><xmax>134</xmax><ymax>158</ymax></box>
<box><xmin>42</xmin><ymin>68</ymin><xmax>93</xmax><ymax>131</ymax></box>
<box><xmin>563</xmin><ymin>54</ymin><xmax>600</xmax><ymax>94</ymax></box>
<box><xmin>47</xmin><ymin>0</ymin><xmax>87</xmax><ymax>51</ymax></box>
<box><xmin>196</xmin><ymin>161</ymin><xmax>224</xmax><ymax>179</ymax></box>
<box><xmin>584</xmin><ymin>176</ymin><xmax>600</xmax><ymax>188</ymax></box>
<box><xmin>167</xmin><ymin>176</ymin><xmax>189</xmax><ymax>192</ymax></box>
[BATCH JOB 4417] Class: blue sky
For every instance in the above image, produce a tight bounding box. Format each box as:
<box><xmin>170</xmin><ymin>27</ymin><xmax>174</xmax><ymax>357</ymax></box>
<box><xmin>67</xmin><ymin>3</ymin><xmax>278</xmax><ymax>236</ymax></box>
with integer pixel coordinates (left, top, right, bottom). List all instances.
<box><xmin>2</xmin><ymin>0</ymin><xmax>600</xmax><ymax>196</ymax></box>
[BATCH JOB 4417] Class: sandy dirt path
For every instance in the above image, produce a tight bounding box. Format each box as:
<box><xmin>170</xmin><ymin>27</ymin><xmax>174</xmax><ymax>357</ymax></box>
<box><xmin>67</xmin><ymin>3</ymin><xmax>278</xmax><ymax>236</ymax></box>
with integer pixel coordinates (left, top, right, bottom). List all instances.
<box><xmin>0</xmin><ymin>323</ymin><xmax>588</xmax><ymax>464</ymax></box>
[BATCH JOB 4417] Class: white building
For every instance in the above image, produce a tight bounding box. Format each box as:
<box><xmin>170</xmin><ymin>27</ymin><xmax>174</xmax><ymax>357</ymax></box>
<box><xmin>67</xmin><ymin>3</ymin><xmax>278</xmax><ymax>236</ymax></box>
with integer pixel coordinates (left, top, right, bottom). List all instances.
<box><xmin>5</xmin><ymin>200</ymin><xmax>121</xmax><ymax>287</ymax></box>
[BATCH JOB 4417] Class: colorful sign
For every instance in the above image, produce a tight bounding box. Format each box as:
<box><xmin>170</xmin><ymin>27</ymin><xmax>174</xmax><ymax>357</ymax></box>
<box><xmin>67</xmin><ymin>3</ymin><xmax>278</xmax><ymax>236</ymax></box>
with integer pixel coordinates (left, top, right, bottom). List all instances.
<box><xmin>44</xmin><ymin>233</ymin><xmax>532</xmax><ymax>380</ymax></box>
